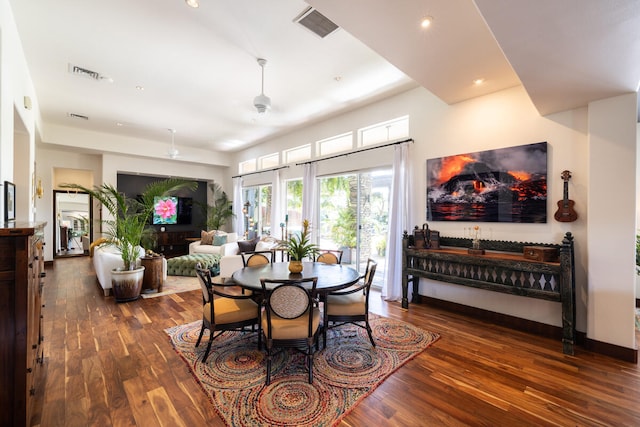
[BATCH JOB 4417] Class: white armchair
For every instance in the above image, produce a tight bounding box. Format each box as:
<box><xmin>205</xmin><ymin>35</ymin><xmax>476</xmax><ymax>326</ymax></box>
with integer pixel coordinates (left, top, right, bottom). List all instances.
<box><xmin>93</xmin><ymin>244</ymin><xmax>167</xmax><ymax>296</ymax></box>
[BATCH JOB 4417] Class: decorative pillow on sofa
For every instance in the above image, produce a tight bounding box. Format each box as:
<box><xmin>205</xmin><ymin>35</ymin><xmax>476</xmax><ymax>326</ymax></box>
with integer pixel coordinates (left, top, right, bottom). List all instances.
<box><xmin>213</xmin><ymin>234</ymin><xmax>227</xmax><ymax>246</ymax></box>
<box><xmin>201</xmin><ymin>230</ymin><xmax>216</xmax><ymax>245</ymax></box>
<box><xmin>237</xmin><ymin>236</ymin><xmax>260</xmax><ymax>253</ymax></box>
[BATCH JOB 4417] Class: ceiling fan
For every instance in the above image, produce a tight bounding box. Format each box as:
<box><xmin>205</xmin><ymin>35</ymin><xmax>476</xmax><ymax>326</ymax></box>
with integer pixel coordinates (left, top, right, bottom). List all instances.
<box><xmin>253</xmin><ymin>58</ymin><xmax>271</xmax><ymax>114</ymax></box>
<box><xmin>167</xmin><ymin>128</ymin><xmax>180</xmax><ymax>159</ymax></box>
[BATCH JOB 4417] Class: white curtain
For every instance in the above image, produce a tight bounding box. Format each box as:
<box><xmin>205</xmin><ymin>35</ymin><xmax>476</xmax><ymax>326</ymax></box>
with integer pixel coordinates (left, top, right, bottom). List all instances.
<box><xmin>302</xmin><ymin>162</ymin><xmax>317</xmax><ymax>242</ymax></box>
<box><xmin>270</xmin><ymin>169</ymin><xmax>284</xmax><ymax>239</ymax></box>
<box><xmin>233</xmin><ymin>177</ymin><xmax>244</xmax><ymax>237</ymax></box>
<box><xmin>383</xmin><ymin>142</ymin><xmax>411</xmax><ymax>301</ymax></box>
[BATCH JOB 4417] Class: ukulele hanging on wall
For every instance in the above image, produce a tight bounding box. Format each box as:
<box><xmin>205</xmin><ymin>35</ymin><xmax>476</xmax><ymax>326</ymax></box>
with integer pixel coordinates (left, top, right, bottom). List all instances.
<box><xmin>554</xmin><ymin>170</ymin><xmax>578</xmax><ymax>222</ymax></box>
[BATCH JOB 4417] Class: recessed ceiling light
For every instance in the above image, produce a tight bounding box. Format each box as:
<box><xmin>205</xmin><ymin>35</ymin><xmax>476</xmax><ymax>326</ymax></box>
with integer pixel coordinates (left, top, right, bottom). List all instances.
<box><xmin>473</xmin><ymin>78</ymin><xmax>485</xmax><ymax>85</ymax></box>
<box><xmin>185</xmin><ymin>0</ymin><xmax>199</xmax><ymax>8</ymax></box>
<box><xmin>420</xmin><ymin>16</ymin><xmax>433</xmax><ymax>28</ymax></box>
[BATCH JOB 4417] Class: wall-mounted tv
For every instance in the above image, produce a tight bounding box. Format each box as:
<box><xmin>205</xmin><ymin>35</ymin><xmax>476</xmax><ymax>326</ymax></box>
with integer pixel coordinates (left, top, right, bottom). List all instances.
<box><xmin>151</xmin><ymin>196</ymin><xmax>193</xmax><ymax>225</ymax></box>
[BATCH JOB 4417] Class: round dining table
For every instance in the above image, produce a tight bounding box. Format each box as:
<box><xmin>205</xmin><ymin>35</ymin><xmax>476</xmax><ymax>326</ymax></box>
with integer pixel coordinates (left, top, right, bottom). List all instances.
<box><xmin>232</xmin><ymin>261</ymin><xmax>361</xmax><ymax>294</ymax></box>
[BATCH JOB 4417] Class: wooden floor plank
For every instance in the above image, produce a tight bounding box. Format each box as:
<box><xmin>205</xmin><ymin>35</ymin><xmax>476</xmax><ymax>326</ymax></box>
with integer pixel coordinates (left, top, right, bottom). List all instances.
<box><xmin>29</xmin><ymin>256</ymin><xmax>640</xmax><ymax>426</ymax></box>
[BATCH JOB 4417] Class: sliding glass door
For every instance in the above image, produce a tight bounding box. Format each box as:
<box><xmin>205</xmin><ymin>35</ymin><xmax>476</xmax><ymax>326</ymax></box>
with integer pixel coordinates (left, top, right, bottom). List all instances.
<box><xmin>317</xmin><ymin>169</ymin><xmax>391</xmax><ymax>286</ymax></box>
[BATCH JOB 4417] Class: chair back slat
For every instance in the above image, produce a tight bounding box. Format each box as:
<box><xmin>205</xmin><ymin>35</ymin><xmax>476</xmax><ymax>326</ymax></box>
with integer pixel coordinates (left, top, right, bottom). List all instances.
<box><xmin>195</xmin><ymin>262</ymin><xmax>211</xmax><ymax>303</ymax></box>
<box><xmin>242</xmin><ymin>250</ymin><xmax>274</xmax><ymax>267</ymax></box>
<box><xmin>316</xmin><ymin>249</ymin><xmax>343</xmax><ymax>264</ymax></box>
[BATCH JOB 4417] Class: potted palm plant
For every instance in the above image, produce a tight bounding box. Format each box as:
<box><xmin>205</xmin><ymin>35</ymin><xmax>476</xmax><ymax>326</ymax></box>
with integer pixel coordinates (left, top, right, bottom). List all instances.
<box><xmin>285</xmin><ymin>219</ymin><xmax>318</xmax><ymax>273</ymax></box>
<box><xmin>196</xmin><ymin>182</ymin><xmax>235</xmax><ymax>231</ymax></box>
<box><xmin>62</xmin><ymin>178</ymin><xmax>196</xmax><ymax>301</ymax></box>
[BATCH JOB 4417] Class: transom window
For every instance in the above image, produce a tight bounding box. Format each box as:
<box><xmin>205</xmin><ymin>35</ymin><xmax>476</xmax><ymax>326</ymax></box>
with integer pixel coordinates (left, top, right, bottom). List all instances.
<box><xmin>359</xmin><ymin>116</ymin><xmax>409</xmax><ymax>147</ymax></box>
<box><xmin>316</xmin><ymin>132</ymin><xmax>353</xmax><ymax>157</ymax></box>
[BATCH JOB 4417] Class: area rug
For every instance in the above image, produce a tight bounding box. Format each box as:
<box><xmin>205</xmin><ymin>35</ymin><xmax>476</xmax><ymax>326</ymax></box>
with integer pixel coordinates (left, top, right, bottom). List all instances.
<box><xmin>140</xmin><ymin>274</ymin><xmax>201</xmax><ymax>299</ymax></box>
<box><xmin>165</xmin><ymin>314</ymin><xmax>440</xmax><ymax>426</ymax></box>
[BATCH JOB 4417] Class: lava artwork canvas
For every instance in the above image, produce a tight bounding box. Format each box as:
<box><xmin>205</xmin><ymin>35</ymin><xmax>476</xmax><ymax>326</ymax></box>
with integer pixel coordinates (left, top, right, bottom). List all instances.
<box><xmin>426</xmin><ymin>142</ymin><xmax>547</xmax><ymax>223</ymax></box>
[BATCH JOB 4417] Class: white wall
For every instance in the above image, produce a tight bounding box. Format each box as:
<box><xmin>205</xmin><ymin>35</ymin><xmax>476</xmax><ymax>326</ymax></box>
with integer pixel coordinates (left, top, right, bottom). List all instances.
<box><xmin>0</xmin><ymin>0</ymin><xmax>39</xmax><ymax>221</ymax></box>
<box><xmin>231</xmin><ymin>84</ymin><xmax>638</xmax><ymax>350</ymax></box>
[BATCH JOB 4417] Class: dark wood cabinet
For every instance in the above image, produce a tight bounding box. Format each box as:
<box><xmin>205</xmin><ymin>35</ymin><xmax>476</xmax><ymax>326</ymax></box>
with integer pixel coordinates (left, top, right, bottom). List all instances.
<box><xmin>155</xmin><ymin>230</ymin><xmax>192</xmax><ymax>257</ymax></box>
<box><xmin>0</xmin><ymin>222</ymin><xmax>46</xmax><ymax>426</ymax></box>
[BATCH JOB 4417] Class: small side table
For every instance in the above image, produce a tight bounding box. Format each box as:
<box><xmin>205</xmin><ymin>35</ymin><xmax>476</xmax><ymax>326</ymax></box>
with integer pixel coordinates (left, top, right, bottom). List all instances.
<box><xmin>141</xmin><ymin>255</ymin><xmax>165</xmax><ymax>293</ymax></box>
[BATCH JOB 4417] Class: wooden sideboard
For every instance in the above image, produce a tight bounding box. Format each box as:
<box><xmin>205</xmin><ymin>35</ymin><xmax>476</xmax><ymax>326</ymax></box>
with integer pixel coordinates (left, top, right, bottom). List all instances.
<box><xmin>155</xmin><ymin>230</ymin><xmax>193</xmax><ymax>257</ymax></box>
<box><xmin>401</xmin><ymin>232</ymin><xmax>576</xmax><ymax>355</ymax></box>
<box><xmin>0</xmin><ymin>222</ymin><xmax>47</xmax><ymax>426</ymax></box>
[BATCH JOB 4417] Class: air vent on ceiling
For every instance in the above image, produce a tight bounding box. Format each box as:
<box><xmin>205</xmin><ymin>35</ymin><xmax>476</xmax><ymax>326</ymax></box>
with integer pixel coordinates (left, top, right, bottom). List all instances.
<box><xmin>294</xmin><ymin>7</ymin><xmax>338</xmax><ymax>38</ymax></box>
<box><xmin>68</xmin><ymin>63</ymin><xmax>102</xmax><ymax>81</ymax></box>
<box><xmin>67</xmin><ymin>113</ymin><xmax>89</xmax><ymax>120</ymax></box>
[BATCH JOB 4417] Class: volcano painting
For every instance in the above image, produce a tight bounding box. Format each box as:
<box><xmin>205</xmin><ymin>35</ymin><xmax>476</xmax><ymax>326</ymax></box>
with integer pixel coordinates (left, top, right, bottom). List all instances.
<box><xmin>427</xmin><ymin>142</ymin><xmax>547</xmax><ymax>223</ymax></box>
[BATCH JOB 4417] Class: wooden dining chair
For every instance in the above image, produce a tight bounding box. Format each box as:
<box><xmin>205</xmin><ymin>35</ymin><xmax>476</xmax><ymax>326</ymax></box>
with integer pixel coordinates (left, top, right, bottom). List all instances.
<box><xmin>242</xmin><ymin>250</ymin><xmax>275</xmax><ymax>267</ymax></box>
<box><xmin>315</xmin><ymin>249</ymin><xmax>343</xmax><ymax>264</ymax></box>
<box><xmin>260</xmin><ymin>277</ymin><xmax>320</xmax><ymax>385</ymax></box>
<box><xmin>323</xmin><ymin>258</ymin><xmax>377</xmax><ymax>348</ymax></box>
<box><xmin>194</xmin><ymin>263</ymin><xmax>261</xmax><ymax>363</ymax></box>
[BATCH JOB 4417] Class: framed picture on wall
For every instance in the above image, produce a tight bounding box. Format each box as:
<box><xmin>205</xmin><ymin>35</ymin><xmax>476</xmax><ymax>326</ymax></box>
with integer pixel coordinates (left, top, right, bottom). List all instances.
<box><xmin>4</xmin><ymin>181</ymin><xmax>16</xmax><ymax>221</ymax></box>
<box><xmin>426</xmin><ymin>142</ymin><xmax>548</xmax><ymax>223</ymax></box>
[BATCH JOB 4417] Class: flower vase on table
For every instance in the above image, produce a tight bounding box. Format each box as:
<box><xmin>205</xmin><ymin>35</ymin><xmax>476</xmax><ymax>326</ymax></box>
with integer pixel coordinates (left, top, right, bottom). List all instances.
<box><xmin>288</xmin><ymin>260</ymin><xmax>303</xmax><ymax>274</ymax></box>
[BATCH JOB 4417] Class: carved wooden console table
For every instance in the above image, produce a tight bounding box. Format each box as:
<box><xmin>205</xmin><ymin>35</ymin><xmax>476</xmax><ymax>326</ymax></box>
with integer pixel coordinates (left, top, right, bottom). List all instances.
<box><xmin>401</xmin><ymin>232</ymin><xmax>576</xmax><ymax>355</ymax></box>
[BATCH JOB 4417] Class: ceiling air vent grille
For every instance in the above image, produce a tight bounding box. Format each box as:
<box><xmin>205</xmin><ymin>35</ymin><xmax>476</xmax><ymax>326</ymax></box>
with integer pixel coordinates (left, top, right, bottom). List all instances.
<box><xmin>68</xmin><ymin>64</ymin><xmax>102</xmax><ymax>81</ymax></box>
<box><xmin>294</xmin><ymin>7</ymin><xmax>338</xmax><ymax>38</ymax></box>
<box><xmin>67</xmin><ymin>113</ymin><xmax>89</xmax><ymax>120</ymax></box>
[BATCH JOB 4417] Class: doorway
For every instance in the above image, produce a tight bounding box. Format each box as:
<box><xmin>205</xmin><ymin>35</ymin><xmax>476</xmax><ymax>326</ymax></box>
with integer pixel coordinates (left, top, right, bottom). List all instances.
<box><xmin>317</xmin><ymin>169</ymin><xmax>391</xmax><ymax>287</ymax></box>
<box><xmin>53</xmin><ymin>190</ymin><xmax>93</xmax><ymax>258</ymax></box>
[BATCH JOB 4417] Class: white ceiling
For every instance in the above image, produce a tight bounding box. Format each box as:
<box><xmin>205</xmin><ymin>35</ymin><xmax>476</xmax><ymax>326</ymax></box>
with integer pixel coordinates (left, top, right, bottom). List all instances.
<box><xmin>8</xmin><ymin>0</ymin><xmax>640</xmax><ymax>158</ymax></box>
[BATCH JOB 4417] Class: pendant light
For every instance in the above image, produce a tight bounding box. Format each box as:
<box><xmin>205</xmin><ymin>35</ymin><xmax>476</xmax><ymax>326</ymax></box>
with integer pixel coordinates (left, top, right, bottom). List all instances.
<box><xmin>253</xmin><ymin>58</ymin><xmax>271</xmax><ymax>114</ymax></box>
<box><xmin>168</xmin><ymin>129</ymin><xmax>179</xmax><ymax>159</ymax></box>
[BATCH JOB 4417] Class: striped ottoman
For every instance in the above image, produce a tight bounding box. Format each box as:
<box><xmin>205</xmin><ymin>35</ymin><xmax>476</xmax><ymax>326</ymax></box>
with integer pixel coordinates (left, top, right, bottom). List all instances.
<box><xmin>166</xmin><ymin>253</ymin><xmax>221</xmax><ymax>277</ymax></box>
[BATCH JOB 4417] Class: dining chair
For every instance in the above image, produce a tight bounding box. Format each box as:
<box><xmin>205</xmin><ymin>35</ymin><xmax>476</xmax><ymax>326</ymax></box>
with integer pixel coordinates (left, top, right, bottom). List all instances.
<box><xmin>194</xmin><ymin>263</ymin><xmax>261</xmax><ymax>363</ymax></box>
<box><xmin>323</xmin><ymin>258</ymin><xmax>377</xmax><ymax>348</ymax></box>
<box><xmin>242</xmin><ymin>250</ymin><xmax>275</xmax><ymax>267</ymax></box>
<box><xmin>260</xmin><ymin>277</ymin><xmax>320</xmax><ymax>385</ymax></box>
<box><xmin>315</xmin><ymin>249</ymin><xmax>343</xmax><ymax>264</ymax></box>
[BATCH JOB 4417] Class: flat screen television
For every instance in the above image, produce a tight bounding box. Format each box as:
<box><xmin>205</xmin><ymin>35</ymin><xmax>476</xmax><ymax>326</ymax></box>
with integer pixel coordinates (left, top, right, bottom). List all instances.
<box><xmin>152</xmin><ymin>196</ymin><xmax>178</xmax><ymax>225</ymax></box>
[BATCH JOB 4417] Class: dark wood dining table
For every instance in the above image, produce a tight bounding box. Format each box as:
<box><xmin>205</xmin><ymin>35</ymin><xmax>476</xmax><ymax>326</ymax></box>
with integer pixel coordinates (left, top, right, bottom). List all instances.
<box><xmin>231</xmin><ymin>261</ymin><xmax>361</xmax><ymax>294</ymax></box>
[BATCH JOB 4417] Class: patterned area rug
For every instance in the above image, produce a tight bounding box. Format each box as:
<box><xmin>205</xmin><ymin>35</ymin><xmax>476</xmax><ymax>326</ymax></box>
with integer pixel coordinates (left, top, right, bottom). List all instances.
<box><xmin>140</xmin><ymin>275</ymin><xmax>200</xmax><ymax>299</ymax></box>
<box><xmin>636</xmin><ymin>308</ymin><xmax>640</xmax><ymax>331</ymax></box>
<box><xmin>165</xmin><ymin>314</ymin><xmax>439</xmax><ymax>426</ymax></box>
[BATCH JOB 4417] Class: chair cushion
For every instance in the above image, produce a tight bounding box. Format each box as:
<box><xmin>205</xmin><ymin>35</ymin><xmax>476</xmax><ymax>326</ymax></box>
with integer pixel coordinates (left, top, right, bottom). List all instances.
<box><xmin>326</xmin><ymin>292</ymin><xmax>366</xmax><ymax>316</ymax></box>
<box><xmin>204</xmin><ymin>298</ymin><xmax>258</xmax><ymax>324</ymax></box>
<box><xmin>261</xmin><ymin>307</ymin><xmax>320</xmax><ymax>340</ymax></box>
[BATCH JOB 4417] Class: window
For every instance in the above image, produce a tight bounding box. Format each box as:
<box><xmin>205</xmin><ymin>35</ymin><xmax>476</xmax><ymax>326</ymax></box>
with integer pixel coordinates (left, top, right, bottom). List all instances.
<box><xmin>359</xmin><ymin>116</ymin><xmax>409</xmax><ymax>147</ymax></box>
<box><xmin>316</xmin><ymin>132</ymin><xmax>353</xmax><ymax>157</ymax></box>
<box><xmin>283</xmin><ymin>144</ymin><xmax>311</xmax><ymax>164</ymax></box>
<box><xmin>283</xmin><ymin>179</ymin><xmax>303</xmax><ymax>239</ymax></box>
<box><xmin>239</xmin><ymin>159</ymin><xmax>256</xmax><ymax>174</ymax></box>
<box><xmin>259</xmin><ymin>153</ymin><xmax>279</xmax><ymax>170</ymax></box>
<box><xmin>242</xmin><ymin>185</ymin><xmax>272</xmax><ymax>238</ymax></box>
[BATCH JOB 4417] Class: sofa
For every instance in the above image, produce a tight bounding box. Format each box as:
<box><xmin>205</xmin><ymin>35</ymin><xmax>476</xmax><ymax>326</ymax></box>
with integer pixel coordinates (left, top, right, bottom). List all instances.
<box><xmin>218</xmin><ymin>236</ymin><xmax>282</xmax><ymax>280</ymax></box>
<box><xmin>93</xmin><ymin>244</ymin><xmax>167</xmax><ymax>296</ymax></box>
<box><xmin>189</xmin><ymin>231</ymin><xmax>240</xmax><ymax>257</ymax></box>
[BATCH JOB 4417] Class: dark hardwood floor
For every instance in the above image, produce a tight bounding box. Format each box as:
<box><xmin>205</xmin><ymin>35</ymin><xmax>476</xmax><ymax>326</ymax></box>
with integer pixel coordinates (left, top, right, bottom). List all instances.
<box><xmin>33</xmin><ymin>257</ymin><xmax>640</xmax><ymax>426</ymax></box>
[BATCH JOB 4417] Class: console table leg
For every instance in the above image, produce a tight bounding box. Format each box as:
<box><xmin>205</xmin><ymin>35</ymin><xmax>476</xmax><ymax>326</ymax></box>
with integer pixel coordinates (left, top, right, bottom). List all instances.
<box><xmin>401</xmin><ymin>274</ymin><xmax>409</xmax><ymax>309</ymax></box>
<box><xmin>411</xmin><ymin>277</ymin><xmax>421</xmax><ymax>303</ymax></box>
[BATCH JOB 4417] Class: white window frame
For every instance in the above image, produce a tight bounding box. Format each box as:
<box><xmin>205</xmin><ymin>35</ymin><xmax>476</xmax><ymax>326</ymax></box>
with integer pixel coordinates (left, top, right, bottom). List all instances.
<box><xmin>359</xmin><ymin>116</ymin><xmax>409</xmax><ymax>147</ymax></box>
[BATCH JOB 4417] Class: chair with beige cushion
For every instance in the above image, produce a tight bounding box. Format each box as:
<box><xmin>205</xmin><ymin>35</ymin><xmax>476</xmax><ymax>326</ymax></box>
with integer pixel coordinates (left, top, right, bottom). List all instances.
<box><xmin>323</xmin><ymin>258</ymin><xmax>377</xmax><ymax>348</ymax></box>
<box><xmin>315</xmin><ymin>249</ymin><xmax>343</xmax><ymax>264</ymax></box>
<box><xmin>242</xmin><ymin>250</ymin><xmax>275</xmax><ymax>267</ymax></box>
<box><xmin>260</xmin><ymin>277</ymin><xmax>320</xmax><ymax>385</ymax></box>
<box><xmin>195</xmin><ymin>263</ymin><xmax>261</xmax><ymax>362</ymax></box>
